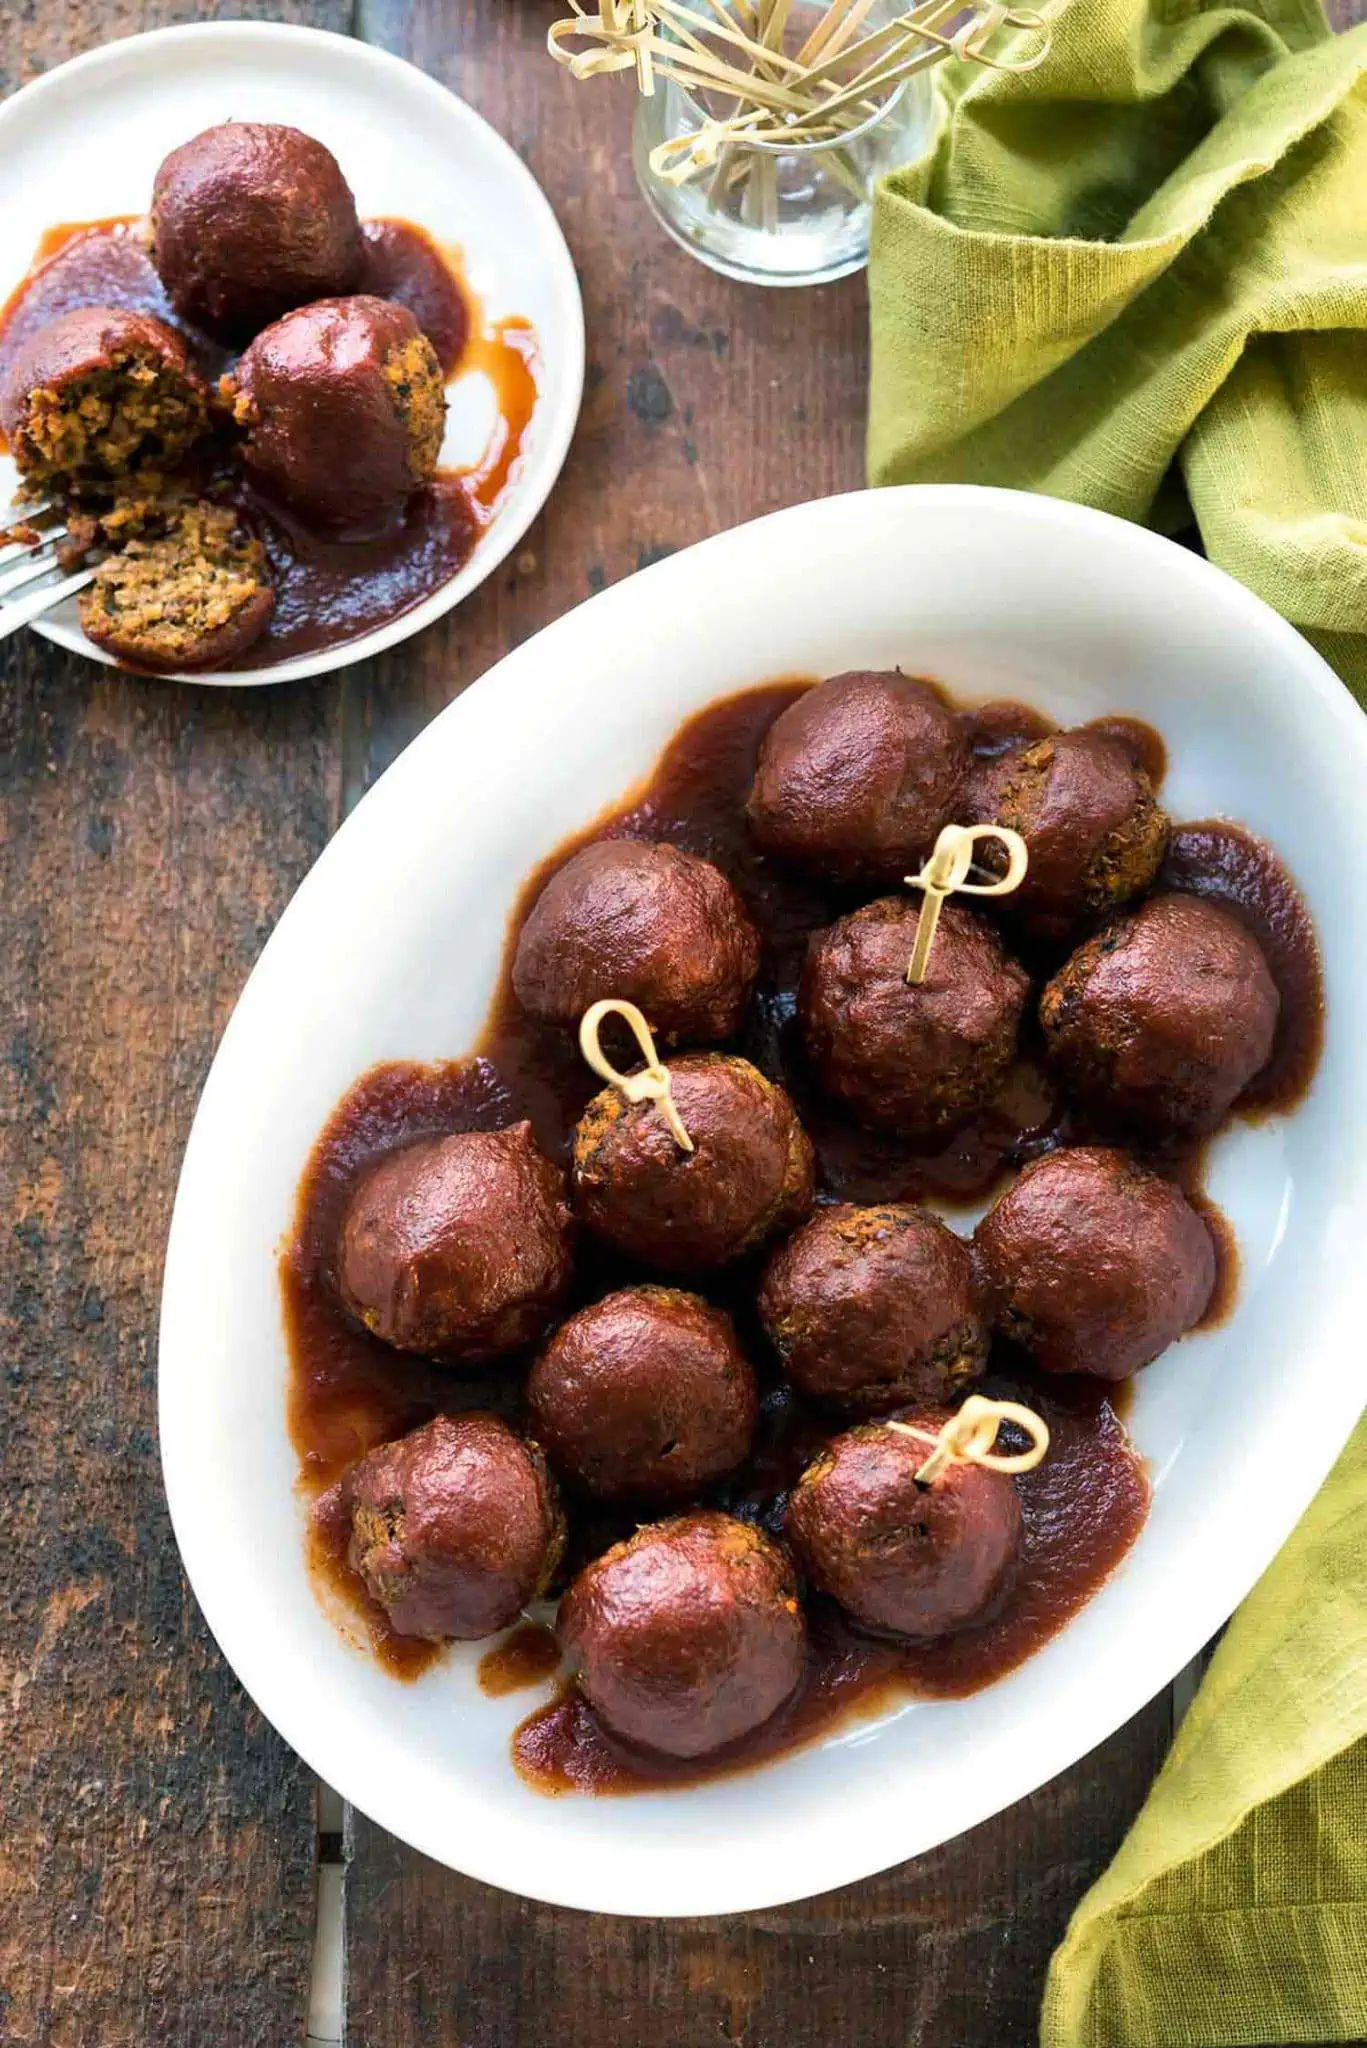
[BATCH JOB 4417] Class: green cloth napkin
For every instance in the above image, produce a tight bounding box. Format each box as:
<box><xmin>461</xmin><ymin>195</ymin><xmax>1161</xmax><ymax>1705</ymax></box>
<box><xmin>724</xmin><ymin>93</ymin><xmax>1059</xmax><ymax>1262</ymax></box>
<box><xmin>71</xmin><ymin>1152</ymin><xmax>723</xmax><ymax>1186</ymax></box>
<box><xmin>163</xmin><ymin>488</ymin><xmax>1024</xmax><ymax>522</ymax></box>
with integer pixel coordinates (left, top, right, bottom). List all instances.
<box><xmin>866</xmin><ymin>0</ymin><xmax>1367</xmax><ymax>695</ymax></box>
<box><xmin>1041</xmin><ymin>1418</ymin><xmax>1367</xmax><ymax>2048</ymax></box>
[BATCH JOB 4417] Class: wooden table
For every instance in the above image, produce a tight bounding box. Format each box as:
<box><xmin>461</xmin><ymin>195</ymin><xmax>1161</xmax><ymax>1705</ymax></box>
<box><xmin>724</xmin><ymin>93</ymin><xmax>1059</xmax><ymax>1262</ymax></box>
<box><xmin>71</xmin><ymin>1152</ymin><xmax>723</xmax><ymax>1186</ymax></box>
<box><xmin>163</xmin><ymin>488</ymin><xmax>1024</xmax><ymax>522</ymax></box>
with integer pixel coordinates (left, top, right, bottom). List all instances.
<box><xmin>1</xmin><ymin>4</ymin><xmax>1359</xmax><ymax>2043</ymax></box>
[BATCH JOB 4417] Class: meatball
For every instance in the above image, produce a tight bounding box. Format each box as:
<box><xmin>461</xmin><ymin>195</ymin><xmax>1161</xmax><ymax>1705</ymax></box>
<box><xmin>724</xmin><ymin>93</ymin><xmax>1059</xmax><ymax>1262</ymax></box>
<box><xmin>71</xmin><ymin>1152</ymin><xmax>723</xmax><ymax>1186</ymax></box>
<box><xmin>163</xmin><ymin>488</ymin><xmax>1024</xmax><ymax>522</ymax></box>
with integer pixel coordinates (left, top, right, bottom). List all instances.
<box><xmin>79</xmin><ymin>498</ymin><xmax>274</xmax><ymax>671</ymax></box>
<box><xmin>512</xmin><ymin>840</ymin><xmax>760</xmax><ymax>1043</ymax></box>
<box><xmin>347</xmin><ymin>1413</ymin><xmax>563</xmax><ymax>1641</ymax></box>
<box><xmin>223</xmin><ymin>296</ymin><xmax>446</xmax><ymax>535</ymax></box>
<box><xmin>747</xmin><ymin>670</ymin><xmax>971</xmax><ymax>883</ymax></box>
<box><xmin>338</xmin><ymin>1122</ymin><xmax>572</xmax><ymax>1363</ymax></box>
<box><xmin>558</xmin><ymin>1512</ymin><xmax>806</xmax><ymax>1757</ymax></box>
<box><xmin>150</xmin><ymin>122</ymin><xmax>364</xmax><ymax>342</ymax></box>
<box><xmin>527</xmin><ymin>1287</ymin><xmax>757</xmax><ymax>1502</ymax></box>
<box><xmin>787</xmin><ymin>1417</ymin><xmax>1021</xmax><ymax>1639</ymax></box>
<box><xmin>759</xmin><ymin>1204</ymin><xmax>987</xmax><ymax>1413</ymax></box>
<box><xmin>969</xmin><ymin>728</ymin><xmax>1169</xmax><ymax>937</ymax></box>
<box><xmin>0</xmin><ymin>305</ymin><xmax>208</xmax><ymax>491</ymax></box>
<box><xmin>972</xmin><ymin>1145</ymin><xmax>1215</xmax><ymax>1379</ymax></box>
<box><xmin>1040</xmin><ymin>893</ymin><xmax>1280</xmax><ymax>1134</ymax></box>
<box><xmin>800</xmin><ymin>899</ymin><xmax>1030</xmax><ymax>1138</ymax></box>
<box><xmin>571</xmin><ymin>1053</ymin><xmax>814</xmax><ymax>1271</ymax></box>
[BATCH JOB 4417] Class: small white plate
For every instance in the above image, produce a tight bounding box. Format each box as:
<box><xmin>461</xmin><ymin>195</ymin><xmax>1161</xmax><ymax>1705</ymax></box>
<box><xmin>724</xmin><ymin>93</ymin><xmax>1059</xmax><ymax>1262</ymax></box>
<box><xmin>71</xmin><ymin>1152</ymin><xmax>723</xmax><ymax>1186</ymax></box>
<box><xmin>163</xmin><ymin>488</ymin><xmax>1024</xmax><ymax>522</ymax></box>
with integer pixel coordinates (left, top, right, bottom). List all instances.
<box><xmin>0</xmin><ymin>22</ymin><xmax>584</xmax><ymax>686</ymax></box>
<box><xmin>160</xmin><ymin>487</ymin><xmax>1367</xmax><ymax>1916</ymax></box>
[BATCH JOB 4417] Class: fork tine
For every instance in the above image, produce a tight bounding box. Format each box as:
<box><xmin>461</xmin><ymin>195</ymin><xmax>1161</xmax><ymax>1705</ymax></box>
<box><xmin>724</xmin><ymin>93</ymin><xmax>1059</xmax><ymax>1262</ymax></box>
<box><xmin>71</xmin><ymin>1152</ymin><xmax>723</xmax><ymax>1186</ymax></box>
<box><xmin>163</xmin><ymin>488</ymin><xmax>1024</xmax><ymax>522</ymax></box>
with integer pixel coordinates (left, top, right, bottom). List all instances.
<box><xmin>0</xmin><ymin>566</ymin><xmax>95</xmax><ymax>645</ymax></box>
<box><xmin>0</xmin><ymin>509</ymin><xmax>67</xmax><ymax>569</ymax></box>
<box><xmin>0</xmin><ymin>541</ymin><xmax>68</xmax><ymax>601</ymax></box>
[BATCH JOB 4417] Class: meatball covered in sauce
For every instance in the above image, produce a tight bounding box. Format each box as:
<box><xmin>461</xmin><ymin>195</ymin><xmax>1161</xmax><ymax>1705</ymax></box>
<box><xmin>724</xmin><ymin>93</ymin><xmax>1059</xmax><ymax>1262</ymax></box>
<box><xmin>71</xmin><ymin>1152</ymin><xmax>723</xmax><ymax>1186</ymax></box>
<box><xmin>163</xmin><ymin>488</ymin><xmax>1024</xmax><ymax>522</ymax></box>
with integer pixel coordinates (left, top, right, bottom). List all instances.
<box><xmin>558</xmin><ymin>1512</ymin><xmax>806</xmax><ymax>1758</ymax></box>
<box><xmin>151</xmin><ymin>122</ymin><xmax>364</xmax><ymax>342</ymax></box>
<box><xmin>787</xmin><ymin>1418</ymin><xmax>1021</xmax><ymax>1639</ymax></box>
<box><xmin>527</xmin><ymin>1286</ymin><xmax>757</xmax><ymax>1503</ymax></box>
<box><xmin>972</xmin><ymin>1145</ymin><xmax>1215</xmax><ymax>1380</ymax></box>
<box><xmin>513</xmin><ymin>840</ymin><xmax>760</xmax><ymax>1044</ymax></box>
<box><xmin>969</xmin><ymin>728</ymin><xmax>1169</xmax><ymax>938</ymax></box>
<box><xmin>1040</xmin><ymin>893</ymin><xmax>1280</xmax><ymax>1135</ymax></box>
<box><xmin>346</xmin><ymin>1412</ymin><xmax>563</xmax><ymax>1641</ymax></box>
<box><xmin>571</xmin><ymin>1053</ymin><xmax>814</xmax><ymax>1271</ymax></box>
<box><xmin>224</xmin><ymin>295</ymin><xmax>446</xmax><ymax>535</ymax></box>
<box><xmin>338</xmin><ymin>1122</ymin><xmax>572</xmax><ymax>1363</ymax></box>
<box><xmin>799</xmin><ymin>899</ymin><xmax>1030</xmax><ymax>1139</ymax></box>
<box><xmin>759</xmin><ymin>1204</ymin><xmax>987</xmax><ymax>1413</ymax></box>
<box><xmin>0</xmin><ymin>305</ymin><xmax>208</xmax><ymax>491</ymax></box>
<box><xmin>747</xmin><ymin>670</ymin><xmax>970</xmax><ymax>883</ymax></box>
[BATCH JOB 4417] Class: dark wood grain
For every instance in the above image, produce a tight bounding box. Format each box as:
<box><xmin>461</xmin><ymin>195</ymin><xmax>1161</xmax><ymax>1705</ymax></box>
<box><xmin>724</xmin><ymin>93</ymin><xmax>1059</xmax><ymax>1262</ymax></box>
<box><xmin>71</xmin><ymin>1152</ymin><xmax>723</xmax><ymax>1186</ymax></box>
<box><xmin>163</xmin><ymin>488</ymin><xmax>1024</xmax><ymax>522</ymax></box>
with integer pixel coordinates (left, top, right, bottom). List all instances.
<box><xmin>0</xmin><ymin>7</ymin><xmax>346</xmax><ymax>2042</ymax></box>
<box><xmin>345</xmin><ymin>1700</ymin><xmax>1172</xmax><ymax>2048</ymax></box>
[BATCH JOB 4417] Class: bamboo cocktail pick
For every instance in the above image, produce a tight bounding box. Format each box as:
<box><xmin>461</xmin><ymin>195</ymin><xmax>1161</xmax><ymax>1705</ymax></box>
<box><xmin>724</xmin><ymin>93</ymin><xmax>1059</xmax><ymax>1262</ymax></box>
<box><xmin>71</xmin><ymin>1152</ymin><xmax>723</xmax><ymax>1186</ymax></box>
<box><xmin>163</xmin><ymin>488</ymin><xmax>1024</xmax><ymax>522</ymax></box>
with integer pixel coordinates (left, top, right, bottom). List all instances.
<box><xmin>904</xmin><ymin>821</ymin><xmax>1029</xmax><ymax>985</ymax></box>
<box><xmin>579</xmin><ymin>998</ymin><xmax>696</xmax><ymax>1153</ymax></box>
<box><xmin>547</xmin><ymin>0</ymin><xmax>1055</xmax><ymax>187</ymax></box>
<box><xmin>887</xmin><ymin>1394</ymin><xmax>1050</xmax><ymax>1486</ymax></box>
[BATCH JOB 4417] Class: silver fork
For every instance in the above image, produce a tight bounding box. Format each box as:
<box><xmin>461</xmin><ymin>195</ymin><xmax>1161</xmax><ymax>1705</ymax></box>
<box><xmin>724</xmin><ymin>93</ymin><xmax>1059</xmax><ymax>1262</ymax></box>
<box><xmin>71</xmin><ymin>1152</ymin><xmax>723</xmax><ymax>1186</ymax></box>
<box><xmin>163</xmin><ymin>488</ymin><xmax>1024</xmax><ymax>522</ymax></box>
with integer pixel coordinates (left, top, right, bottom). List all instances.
<box><xmin>0</xmin><ymin>499</ymin><xmax>97</xmax><ymax>643</ymax></box>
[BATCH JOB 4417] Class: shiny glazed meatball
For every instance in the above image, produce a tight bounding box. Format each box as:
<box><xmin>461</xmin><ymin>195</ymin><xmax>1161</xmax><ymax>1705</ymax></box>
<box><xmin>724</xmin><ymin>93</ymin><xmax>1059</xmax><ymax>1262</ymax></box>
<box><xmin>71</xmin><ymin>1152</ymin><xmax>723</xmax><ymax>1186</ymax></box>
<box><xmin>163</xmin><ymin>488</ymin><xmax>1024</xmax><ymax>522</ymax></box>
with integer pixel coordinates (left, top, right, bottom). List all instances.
<box><xmin>338</xmin><ymin>1122</ymin><xmax>572</xmax><ymax>1363</ymax></box>
<box><xmin>969</xmin><ymin>728</ymin><xmax>1169</xmax><ymax>938</ymax></box>
<box><xmin>224</xmin><ymin>295</ymin><xmax>446</xmax><ymax>535</ymax></box>
<box><xmin>972</xmin><ymin>1145</ymin><xmax>1215</xmax><ymax>1379</ymax></box>
<box><xmin>151</xmin><ymin>122</ymin><xmax>364</xmax><ymax>342</ymax></box>
<box><xmin>347</xmin><ymin>1412</ymin><xmax>563</xmax><ymax>1640</ymax></box>
<box><xmin>799</xmin><ymin>899</ymin><xmax>1030</xmax><ymax>1138</ymax></box>
<box><xmin>571</xmin><ymin>1053</ymin><xmax>814</xmax><ymax>1271</ymax></box>
<box><xmin>526</xmin><ymin>1287</ymin><xmax>757</xmax><ymax>1502</ymax></box>
<box><xmin>1040</xmin><ymin>893</ymin><xmax>1280</xmax><ymax>1134</ymax></box>
<box><xmin>759</xmin><ymin>1204</ymin><xmax>987</xmax><ymax>1413</ymax></box>
<box><xmin>787</xmin><ymin>1417</ymin><xmax>1021</xmax><ymax>1639</ymax></box>
<box><xmin>558</xmin><ymin>1512</ymin><xmax>806</xmax><ymax>1757</ymax></box>
<box><xmin>0</xmin><ymin>305</ymin><xmax>208</xmax><ymax>490</ymax></box>
<box><xmin>513</xmin><ymin>840</ymin><xmax>760</xmax><ymax>1043</ymax></box>
<box><xmin>747</xmin><ymin>670</ymin><xmax>971</xmax><ymax>883</ymax></box>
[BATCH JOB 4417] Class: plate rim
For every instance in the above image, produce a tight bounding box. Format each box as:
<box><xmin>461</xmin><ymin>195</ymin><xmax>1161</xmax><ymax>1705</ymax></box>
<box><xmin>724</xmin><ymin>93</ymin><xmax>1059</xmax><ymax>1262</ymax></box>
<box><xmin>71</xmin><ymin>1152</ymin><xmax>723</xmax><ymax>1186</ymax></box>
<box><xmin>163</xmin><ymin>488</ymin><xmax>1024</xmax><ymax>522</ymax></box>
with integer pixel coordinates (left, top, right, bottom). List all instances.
<box><xmin>158</xmin><ymin>483</ymin><xmax>1367</xmax><ymax>1914</ymax></box>
<box><xmin>0</xmin><ymin>19</ymin><xmax>586</xmax><ymax>688</ymax></box>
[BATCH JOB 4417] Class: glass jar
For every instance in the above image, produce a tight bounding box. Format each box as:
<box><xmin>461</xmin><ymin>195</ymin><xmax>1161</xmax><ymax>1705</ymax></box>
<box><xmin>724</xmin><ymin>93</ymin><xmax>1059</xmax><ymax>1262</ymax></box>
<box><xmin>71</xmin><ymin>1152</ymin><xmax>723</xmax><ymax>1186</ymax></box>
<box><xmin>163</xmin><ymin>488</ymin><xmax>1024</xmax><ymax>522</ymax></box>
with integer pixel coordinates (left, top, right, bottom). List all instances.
<box><xmin>631</xmin><ymin>2</ymin><xmax>941</xmax><ymax>288</ymax></box>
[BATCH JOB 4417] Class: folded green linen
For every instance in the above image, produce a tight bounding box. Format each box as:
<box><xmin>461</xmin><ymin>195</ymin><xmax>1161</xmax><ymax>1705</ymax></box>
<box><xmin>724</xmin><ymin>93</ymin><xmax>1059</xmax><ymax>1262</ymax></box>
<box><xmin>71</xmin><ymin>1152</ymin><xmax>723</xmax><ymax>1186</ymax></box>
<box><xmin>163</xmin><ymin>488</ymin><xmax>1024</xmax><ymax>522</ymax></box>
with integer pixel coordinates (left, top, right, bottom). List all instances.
<box><xmin>1042</xmin><ymin>1418</ymin><xmax>1367</xmax><ymax>2048</ymax></box>
<box><xmin>867</xmin><ymin>0</ymin><xmax>1367</xmax><ymax>695</ymax></box>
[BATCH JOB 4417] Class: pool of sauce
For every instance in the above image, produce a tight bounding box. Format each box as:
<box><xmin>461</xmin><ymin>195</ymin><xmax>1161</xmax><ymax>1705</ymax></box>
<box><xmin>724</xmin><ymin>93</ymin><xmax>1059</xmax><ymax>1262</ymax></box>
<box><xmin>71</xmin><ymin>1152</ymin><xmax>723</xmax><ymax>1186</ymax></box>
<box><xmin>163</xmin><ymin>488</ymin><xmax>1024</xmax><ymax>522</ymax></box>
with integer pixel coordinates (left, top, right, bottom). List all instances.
<box><xmin>0</xmin><ymin>215</ymin><xmax>540</xmax><ymax>667</ymax></box>
<box><xmin>281</xmin><ymin>680</ymin><xmax>1323</xmax><ymax>1788</ymax></box>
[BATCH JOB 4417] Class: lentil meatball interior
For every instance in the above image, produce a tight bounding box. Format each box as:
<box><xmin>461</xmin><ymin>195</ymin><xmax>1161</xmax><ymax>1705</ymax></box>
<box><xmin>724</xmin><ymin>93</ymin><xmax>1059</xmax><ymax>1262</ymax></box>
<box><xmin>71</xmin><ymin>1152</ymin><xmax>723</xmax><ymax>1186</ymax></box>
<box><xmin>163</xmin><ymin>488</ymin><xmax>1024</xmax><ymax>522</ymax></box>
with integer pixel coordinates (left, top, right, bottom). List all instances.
<box><xmin>0</xmin><ymin>306</ymin><xmax>209</xmax><ymax>492</ymax></box>
<box><xmin>79</xmin><ymin>499</ymin><xmax>275</xmax><ymax>672</ymax></box>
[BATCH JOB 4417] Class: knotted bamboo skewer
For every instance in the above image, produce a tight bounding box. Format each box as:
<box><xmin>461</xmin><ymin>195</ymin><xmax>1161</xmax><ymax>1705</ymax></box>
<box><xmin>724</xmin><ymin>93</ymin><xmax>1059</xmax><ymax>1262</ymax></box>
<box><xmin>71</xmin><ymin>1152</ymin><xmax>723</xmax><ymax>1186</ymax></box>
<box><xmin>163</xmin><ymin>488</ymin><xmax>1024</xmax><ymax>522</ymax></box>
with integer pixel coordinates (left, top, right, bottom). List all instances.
<box><xmin>903</xmin><ymin>821</ymin><xmax>1029</xmax><ymax>984</ymax></box>
<box><xmin>887</xmin><ymin>1394</ymin><xmax>1050</xmax><ymax>1486</ymax></box>
<box><xmin>548</xmin><ymin>0</ymin><xmax>1055</xmax><ymax>185</ymax></box>
<box><xmin>579</xmin><ymin>997</ymin><xmax>696</xmax><ymax>1152</ymax></box>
